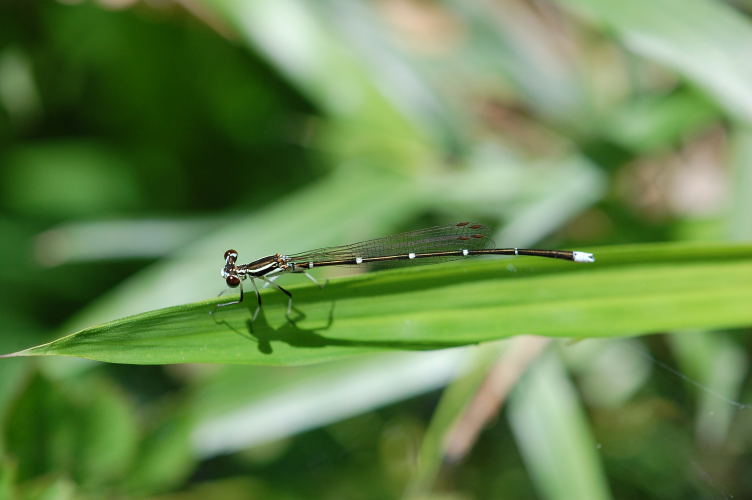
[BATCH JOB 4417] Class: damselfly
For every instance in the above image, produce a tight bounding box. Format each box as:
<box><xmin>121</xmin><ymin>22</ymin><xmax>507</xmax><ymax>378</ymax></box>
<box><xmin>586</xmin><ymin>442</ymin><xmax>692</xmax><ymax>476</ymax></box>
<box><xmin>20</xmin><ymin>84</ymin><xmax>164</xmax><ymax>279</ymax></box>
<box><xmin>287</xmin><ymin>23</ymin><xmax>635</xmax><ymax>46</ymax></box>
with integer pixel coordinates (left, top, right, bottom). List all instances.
<box><xmin>218</xmin><ymin>222</ymin><xmax>595</xmax><ymax>319</ymax></box>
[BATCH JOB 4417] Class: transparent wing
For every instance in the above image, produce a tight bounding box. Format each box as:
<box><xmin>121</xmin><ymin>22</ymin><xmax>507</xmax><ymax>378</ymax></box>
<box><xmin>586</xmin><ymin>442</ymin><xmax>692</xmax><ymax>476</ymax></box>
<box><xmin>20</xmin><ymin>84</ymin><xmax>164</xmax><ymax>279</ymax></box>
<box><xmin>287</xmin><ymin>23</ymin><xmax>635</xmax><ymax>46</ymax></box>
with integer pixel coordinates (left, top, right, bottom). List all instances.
<box><xmin>288</xmin><ymin>222</ymin><xmax>494</xmax><ymax>267</ymax></box>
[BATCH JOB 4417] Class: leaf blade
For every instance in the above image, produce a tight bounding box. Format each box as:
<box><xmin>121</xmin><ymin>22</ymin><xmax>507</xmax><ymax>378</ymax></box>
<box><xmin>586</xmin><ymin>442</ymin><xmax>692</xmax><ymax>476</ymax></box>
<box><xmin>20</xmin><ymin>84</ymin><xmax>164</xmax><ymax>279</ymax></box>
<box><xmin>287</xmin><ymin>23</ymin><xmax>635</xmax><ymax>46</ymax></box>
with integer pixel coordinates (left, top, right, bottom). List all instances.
<box><xmin>557</xmin><ymin>0</ymin><xmax>752</xmax><ymax>122</ymax></box>
<box><xmin>8</xmin><ymin>242</ymin><xmax>752</xmax><ymax>365</ymax></box>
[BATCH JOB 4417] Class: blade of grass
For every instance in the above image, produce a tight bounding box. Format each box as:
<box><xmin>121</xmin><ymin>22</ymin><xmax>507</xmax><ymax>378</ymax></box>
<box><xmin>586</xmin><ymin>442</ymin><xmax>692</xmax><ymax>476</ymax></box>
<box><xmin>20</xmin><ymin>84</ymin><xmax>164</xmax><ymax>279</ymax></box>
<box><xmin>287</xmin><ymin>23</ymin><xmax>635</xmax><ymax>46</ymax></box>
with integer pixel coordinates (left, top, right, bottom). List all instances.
<box><xmin>405</xmin><ymin>336</ymin><xmax>554</xmax><ymax>497</ymax></box>
<box><xmin>557</xmin><ymin>0</ymin><xmax>752</xmax><ymax>122</ymax></box>
<box><xmin>404</xmin><ymin>341</ymin><xmax>508</xmax><ymax>497</ymax></box>
<box><xmin>509</xmin><ymin>348</ymin><xmax>612</xmax><ymax>500</ymax></box>
<box><xmin>210</xmin><ymin>0</ymin><xmax>419</xmax><ymax>134</ymax></box>
<box><xmin>442</xmin><ymin>336</ymin><xmax>551</xmax><ymax>462</ymax></box>
<box><xmin>729</xmin><ymin>126</ymin><xmax>752</xmax><ymax>240</ymax></box>
<box><xmin>0</xmin><ymin>457</ymin><xmax>15</xmax><ymax>500</ymax></box>
<box><xmin>4</xmin><ymin>242</ymin><xmax>752</xmax><ymax>365</ymax></box>
<box><xmin>191</xmin><ymin>349</ymin><xmax>470</xmax><ymax>457</ymax></box>
<box><xmin>668</xmin><ymin>331</ymin><xmax>748</xmax><ymax>446</ymax></box>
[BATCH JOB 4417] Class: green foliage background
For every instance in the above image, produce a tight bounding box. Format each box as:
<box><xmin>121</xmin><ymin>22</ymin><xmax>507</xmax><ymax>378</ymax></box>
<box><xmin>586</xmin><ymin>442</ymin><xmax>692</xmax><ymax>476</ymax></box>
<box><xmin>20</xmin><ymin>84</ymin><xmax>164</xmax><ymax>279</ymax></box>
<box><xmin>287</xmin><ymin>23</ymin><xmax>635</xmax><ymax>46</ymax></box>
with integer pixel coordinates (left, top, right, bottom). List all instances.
<box><xmin>1</xmin><ymin>0</ymin><xmax>751</xmax><ymax>498</ymax></box>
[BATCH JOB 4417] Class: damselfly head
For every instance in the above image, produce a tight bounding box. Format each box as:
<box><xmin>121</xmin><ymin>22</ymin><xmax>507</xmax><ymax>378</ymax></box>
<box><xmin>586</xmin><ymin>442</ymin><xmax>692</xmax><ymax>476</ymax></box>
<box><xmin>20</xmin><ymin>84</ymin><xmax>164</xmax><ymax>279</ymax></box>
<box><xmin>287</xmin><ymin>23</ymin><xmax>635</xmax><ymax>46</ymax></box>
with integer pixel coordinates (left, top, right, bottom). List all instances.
<box><xmin>221</xmin><ymin>249</ymin><xmax>241</xmax><ymax>287</ymax></box>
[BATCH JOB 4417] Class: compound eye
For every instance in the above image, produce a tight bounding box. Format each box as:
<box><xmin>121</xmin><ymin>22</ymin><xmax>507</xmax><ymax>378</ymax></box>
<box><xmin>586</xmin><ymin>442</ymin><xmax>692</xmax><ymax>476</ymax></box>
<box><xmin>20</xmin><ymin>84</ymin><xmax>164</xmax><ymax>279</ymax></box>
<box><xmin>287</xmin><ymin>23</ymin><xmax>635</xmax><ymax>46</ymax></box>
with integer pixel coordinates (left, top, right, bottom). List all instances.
<box><xmin>226</xmin><ymin>275</ymin><xmax>241</xmax><ymax>288</ymax></box>
<box><xmin>224</xmin><ymin>249</ymin><xmax>238</xmax><ymax>262</ymax></box>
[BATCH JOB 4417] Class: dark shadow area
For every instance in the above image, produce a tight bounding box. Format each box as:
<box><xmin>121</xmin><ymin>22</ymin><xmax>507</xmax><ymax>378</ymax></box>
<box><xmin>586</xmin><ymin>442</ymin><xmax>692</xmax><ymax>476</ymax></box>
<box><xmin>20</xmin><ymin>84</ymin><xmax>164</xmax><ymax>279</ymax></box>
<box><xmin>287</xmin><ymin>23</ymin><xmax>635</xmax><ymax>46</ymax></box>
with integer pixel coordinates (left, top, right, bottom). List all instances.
<box><xmin>215</xmin><ymin>302</ymin><xmax>475</xmax><ymax>355</ymax></box>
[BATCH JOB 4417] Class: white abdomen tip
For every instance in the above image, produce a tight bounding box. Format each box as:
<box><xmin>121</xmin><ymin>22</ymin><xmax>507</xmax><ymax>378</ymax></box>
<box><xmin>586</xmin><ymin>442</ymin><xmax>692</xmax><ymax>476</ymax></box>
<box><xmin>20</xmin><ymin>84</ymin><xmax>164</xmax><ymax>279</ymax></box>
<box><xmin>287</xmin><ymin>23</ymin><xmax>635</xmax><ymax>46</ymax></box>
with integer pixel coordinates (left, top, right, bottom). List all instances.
<box><xmin>355</xmin><ymin>257</ymin><xmax>363</xmax><ymax>264</ymax></box>
<box><xmin>408</xmin><ymin>252</ymin><xmax>416</xmax><ymax>259</ymax></box>
<box><xmin>573</xmin><ymin>251</ymin><xmax>595</xmax><ymax>263</ymax></box>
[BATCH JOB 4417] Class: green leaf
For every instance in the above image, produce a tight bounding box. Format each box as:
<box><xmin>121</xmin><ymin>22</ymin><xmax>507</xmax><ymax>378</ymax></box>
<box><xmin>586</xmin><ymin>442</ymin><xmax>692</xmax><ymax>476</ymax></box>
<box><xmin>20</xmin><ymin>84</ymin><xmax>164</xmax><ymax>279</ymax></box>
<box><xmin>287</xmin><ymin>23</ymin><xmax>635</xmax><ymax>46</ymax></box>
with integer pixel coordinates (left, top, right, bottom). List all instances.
<box><xmin>668</xmin><ymin>331</ymin><xmax>747</xmax><ymax>446</ymax></box>
<box><xmin>2</xmin><ymin>371</ymin><xmax>140</xmax><ymax>489</ymax></box>
<box><xmin>71</xmin><ymin>381</ymin><xmax>139</xmax><ymax>489</ymax></box>
<box><xmin>211</xmin><ymin>0</ymin><xmax>419</xmax><ymax>133</ymax></box>
<box><xmin>191</xmin><ymin>350</ymin><xmax>469</xmax><ymax>457</ymax></box>
<box><xmin>601</xmin><ymin>90</ymin><xmax>720</xmax><ymax>153</ymax></box>
<box><xmin>18</xmin><ymin>475</ymin><xmax>76</xmax><ymax>500</ymax></box>
<box><xmin>2</xmin><ymin>140</ymin><xmax>141</xmax><ymax>217</ymax></box>
<box><xmin>556</xmin><ymin>0</ymin><xmax>752</xmax><ymax>122</ymax></box>
<box><xmin>4</xmin><ymin>242</ymin><xmax>752</xmax><ymax>365</ymax></box>
<box><xmin>0</xmin><ymin>456</ymin><xmax>17</xmax><ymax>500</ymax></box>
<box><xmin>122</xmin><ymin>412</ymin><xmax>194</xmax><ymax>495</ymax></box>
<box><xmin>509</xmin><ymin>349</ymin><xmax>611</xmax><ymax>500</ymax></box>
<box><xmin>405</xmin><ymin>341</ymin><xmax>508</xmax><ymax>497</ymax></box>
<box><xmin>729</xmin><ymin>126</ymin><xmax>752</xmax><ymax>240</ymax></box>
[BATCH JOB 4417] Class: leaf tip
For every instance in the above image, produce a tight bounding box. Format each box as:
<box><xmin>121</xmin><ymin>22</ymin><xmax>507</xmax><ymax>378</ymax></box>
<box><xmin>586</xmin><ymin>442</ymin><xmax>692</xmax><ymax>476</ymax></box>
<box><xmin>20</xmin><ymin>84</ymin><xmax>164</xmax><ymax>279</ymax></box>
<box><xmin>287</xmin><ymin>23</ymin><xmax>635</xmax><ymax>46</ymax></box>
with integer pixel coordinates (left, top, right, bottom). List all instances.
<box><xmin>0</xmin><ymin>348</ymin><xmax>32</xmax><ymax>359</ymax></box>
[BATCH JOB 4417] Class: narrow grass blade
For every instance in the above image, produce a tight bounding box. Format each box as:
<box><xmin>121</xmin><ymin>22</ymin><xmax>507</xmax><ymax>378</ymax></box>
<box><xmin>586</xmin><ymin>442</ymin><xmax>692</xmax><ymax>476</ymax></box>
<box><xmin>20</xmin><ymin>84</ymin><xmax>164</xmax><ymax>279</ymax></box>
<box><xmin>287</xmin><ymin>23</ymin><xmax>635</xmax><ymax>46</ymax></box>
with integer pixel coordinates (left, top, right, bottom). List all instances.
<box><xmin>557</xmin><ymin>0</ymin><xmax>752</xmax><ymax>122</ymax></box>
<box><xmin>4</xmin><ymin>242</ymin><xmax>752</xmax><ymax>365</ymax></box>
<box><xmin>509</xmin><ymin>349</ymin><xmax>612</xmax><ymax>500</ymax></box>
<box><xmin>404</xmin><ymin>341</ymin><xmax>508</xmax><ymax>497</ymax></box>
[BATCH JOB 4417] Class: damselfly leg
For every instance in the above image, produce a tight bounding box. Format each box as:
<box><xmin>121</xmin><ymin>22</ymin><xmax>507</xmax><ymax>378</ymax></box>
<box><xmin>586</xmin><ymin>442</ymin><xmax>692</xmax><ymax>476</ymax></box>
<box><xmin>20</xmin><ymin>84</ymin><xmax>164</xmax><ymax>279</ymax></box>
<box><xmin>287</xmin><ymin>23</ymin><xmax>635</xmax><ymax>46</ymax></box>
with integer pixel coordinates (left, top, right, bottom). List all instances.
<box><xmin>211</xmin><ymin>282</ymin><xmax>245</xmax><ymax>313</ymax></box>
<box><xmin>259</xmin><ymin>276</ymin><xmax>294</xmax><ymax>317</ymax></box>
<box><xmin>302</xmin><ymin>271</ymin><xmax>327</xmax><ymax>289</ymax></box>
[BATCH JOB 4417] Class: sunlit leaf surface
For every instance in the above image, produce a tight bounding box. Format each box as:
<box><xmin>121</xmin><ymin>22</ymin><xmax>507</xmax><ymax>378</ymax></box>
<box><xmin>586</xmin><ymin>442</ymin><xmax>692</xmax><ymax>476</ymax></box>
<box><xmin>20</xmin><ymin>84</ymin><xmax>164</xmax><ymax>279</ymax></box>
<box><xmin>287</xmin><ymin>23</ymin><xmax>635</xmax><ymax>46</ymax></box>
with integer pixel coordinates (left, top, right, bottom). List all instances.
<box><xmin>8</xmin><ymin>243</ymin><xmax>752</xmax><ymax>365</ymax></box>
